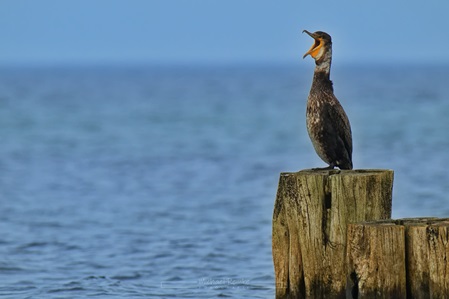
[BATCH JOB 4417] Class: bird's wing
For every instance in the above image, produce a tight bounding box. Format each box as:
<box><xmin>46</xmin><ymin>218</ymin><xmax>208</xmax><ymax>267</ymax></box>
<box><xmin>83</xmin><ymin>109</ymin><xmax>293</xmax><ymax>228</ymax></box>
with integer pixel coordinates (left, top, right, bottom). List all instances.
<box><xmin>326</xmin><ymin>93</ymin><xmax>353</xmax><ymax>159</ymax></box>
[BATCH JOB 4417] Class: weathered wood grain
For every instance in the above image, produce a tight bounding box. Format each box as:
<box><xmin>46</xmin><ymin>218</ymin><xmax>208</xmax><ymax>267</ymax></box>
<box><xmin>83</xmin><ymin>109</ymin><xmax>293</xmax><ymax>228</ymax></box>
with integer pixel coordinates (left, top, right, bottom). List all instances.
<box><xmin>346</xmin><ymin>221</ymin><xmax>406</xmax><ymax>299</ymax></box>
<box><xmin>427</xmin><ymin>220</ymin><xmax>449</xmax><ymax>298</ymax></box>
<box><xmin>272</xmin><ymin>169</ymin><xmax>393</xmax><ymax>298</ymax></box>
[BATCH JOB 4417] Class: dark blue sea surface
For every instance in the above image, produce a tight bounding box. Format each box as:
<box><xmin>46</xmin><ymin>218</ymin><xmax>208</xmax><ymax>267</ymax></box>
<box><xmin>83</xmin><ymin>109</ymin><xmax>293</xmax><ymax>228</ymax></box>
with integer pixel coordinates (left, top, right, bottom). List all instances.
<box><xmin>0</xmin><ymin>64</ymin><xmax>449</xmax><ymax>298</ymax></box>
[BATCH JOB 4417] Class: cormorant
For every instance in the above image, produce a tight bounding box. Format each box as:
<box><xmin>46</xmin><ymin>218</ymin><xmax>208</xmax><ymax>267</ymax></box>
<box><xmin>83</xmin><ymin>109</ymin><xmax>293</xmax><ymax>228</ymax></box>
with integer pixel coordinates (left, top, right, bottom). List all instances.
<box><xmin>303</xmin><ymin>30</ymin><xmax>353</xmax><ymax>170</ymax></box>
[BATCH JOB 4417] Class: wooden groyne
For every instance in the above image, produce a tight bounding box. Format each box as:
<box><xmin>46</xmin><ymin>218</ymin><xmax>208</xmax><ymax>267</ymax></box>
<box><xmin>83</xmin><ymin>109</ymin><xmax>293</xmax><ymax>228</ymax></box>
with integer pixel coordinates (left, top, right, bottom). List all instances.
<box><xmin>347</xmin><ymin>218</ymin><xmax>449</xmax><ymax>298</ymax></box>
<box><xmin>272</xmin><ymin>169</ymin><xmax>449</xmax><ymax>298</ymax></box>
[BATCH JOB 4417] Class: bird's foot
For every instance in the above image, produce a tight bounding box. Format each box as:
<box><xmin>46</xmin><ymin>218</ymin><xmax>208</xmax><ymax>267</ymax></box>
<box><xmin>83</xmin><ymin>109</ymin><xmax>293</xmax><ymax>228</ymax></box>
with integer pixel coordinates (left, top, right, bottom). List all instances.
<box><xmin>311</xmin><ymin>165</ymin><xmax>335</xmax><ymax>171</ymax></box>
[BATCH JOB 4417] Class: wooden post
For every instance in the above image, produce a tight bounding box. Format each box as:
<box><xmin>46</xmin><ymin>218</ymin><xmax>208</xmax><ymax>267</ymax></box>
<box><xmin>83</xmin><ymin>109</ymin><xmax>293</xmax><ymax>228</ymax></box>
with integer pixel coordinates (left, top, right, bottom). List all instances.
<box><xmin>427</xmin><ymin>220</ymin><xmax>449</xmax><ymax>298</ymax></box>
<box><xmin>346</xmin><ymin>220</ymin><xmax>407</xmax><ymax>298</ymax></box>
<box><xmin>346</xmin><ymin>218</ymin><xmax>449</xmax><ymax>299</ymax></box>
<box><xmin>401</xmin><ymin>218</ymin><xmax>449</xmax><ymax>299</ymax></box>
<box><xmin>401</xmin><ymin>218</ymin><xmax>438</xmax><ymax>299</ymax></box>
<box><xmin>272</xmin><ymin>169</ymin><xmax>393</xmax><ymax>299</ymax></box>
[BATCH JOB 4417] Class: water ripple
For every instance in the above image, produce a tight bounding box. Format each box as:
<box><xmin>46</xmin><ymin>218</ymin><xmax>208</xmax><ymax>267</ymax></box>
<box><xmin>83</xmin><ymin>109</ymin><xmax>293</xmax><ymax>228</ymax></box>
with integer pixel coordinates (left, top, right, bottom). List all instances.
<box><xmin>1</xmin><ymin>65</ymin><xmax>449</xmax><ymax>298</ymax></box>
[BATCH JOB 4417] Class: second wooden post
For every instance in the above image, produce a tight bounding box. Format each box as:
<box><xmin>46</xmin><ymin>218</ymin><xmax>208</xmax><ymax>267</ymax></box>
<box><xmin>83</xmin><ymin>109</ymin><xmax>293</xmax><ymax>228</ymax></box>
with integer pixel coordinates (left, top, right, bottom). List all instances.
<box><xmin>272</xmin><ymin>169</ymin><xmax>393</xmax><ymax>298</ymax></box>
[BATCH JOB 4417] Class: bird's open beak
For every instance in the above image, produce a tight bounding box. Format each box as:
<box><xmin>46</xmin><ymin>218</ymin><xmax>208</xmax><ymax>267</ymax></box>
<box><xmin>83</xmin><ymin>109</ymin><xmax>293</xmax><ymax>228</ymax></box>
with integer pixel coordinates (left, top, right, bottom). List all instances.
<box><xmin>302</xmin><ymin>30</ymin><xmax>321</xmax><ymax>59</ymax></box>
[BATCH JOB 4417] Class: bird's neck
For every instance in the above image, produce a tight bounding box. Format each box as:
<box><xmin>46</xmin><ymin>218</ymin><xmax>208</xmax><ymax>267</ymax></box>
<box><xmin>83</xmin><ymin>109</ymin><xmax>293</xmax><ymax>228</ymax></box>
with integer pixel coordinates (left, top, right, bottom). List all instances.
<box><xmin>314</xmin><ymin>48</ymin><xmax>332</xmax><ymax>77</ymax></box>
<box><xmin>312</xmin><ymin>67</ymin><xmax>333</xmax><ymax>94</ymax></box>
<box><xmin>311</xmin><ymin>48</ymin><xmax>333</xmax><ymax>93</ymax></box>
<box><xmin>311</xmin><ymin>71</ymin><xmax>333</xmax><ymax>94</ymax></box>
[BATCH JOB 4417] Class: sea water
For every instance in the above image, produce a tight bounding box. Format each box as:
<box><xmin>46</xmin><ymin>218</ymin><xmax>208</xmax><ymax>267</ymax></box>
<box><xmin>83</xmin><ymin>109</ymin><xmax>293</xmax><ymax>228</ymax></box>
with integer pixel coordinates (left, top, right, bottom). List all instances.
<box><xmin>0</xmin><ymin>64</ymin><xmax>448</xmax><ymax>298</ymax></box>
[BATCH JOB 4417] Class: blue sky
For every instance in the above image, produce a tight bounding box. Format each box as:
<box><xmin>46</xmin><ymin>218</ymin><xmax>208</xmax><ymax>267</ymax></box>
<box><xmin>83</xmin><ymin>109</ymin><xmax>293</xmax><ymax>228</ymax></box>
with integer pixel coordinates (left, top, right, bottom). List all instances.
<box><xmin>0</xmin><ymin>0</ymin><xmax>448</xmax><ymax>66</ymax></box>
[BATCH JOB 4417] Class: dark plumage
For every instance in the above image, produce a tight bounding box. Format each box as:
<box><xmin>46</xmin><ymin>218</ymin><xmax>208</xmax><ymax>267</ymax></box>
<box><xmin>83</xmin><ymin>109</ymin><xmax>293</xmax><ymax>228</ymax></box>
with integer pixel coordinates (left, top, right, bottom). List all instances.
<box><xmin>303</xmin><ymin>30</ymin><xmax>353</xmax><ymax>170</ymax></box>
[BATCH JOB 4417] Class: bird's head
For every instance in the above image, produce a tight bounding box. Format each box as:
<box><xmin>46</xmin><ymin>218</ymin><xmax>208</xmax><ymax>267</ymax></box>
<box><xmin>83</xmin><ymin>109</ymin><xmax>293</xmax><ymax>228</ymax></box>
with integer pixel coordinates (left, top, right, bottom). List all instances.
<box><xmin>302</xmin><ymin>30</ymin><xmax>332</xmax><ymax>62</ymax></box>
